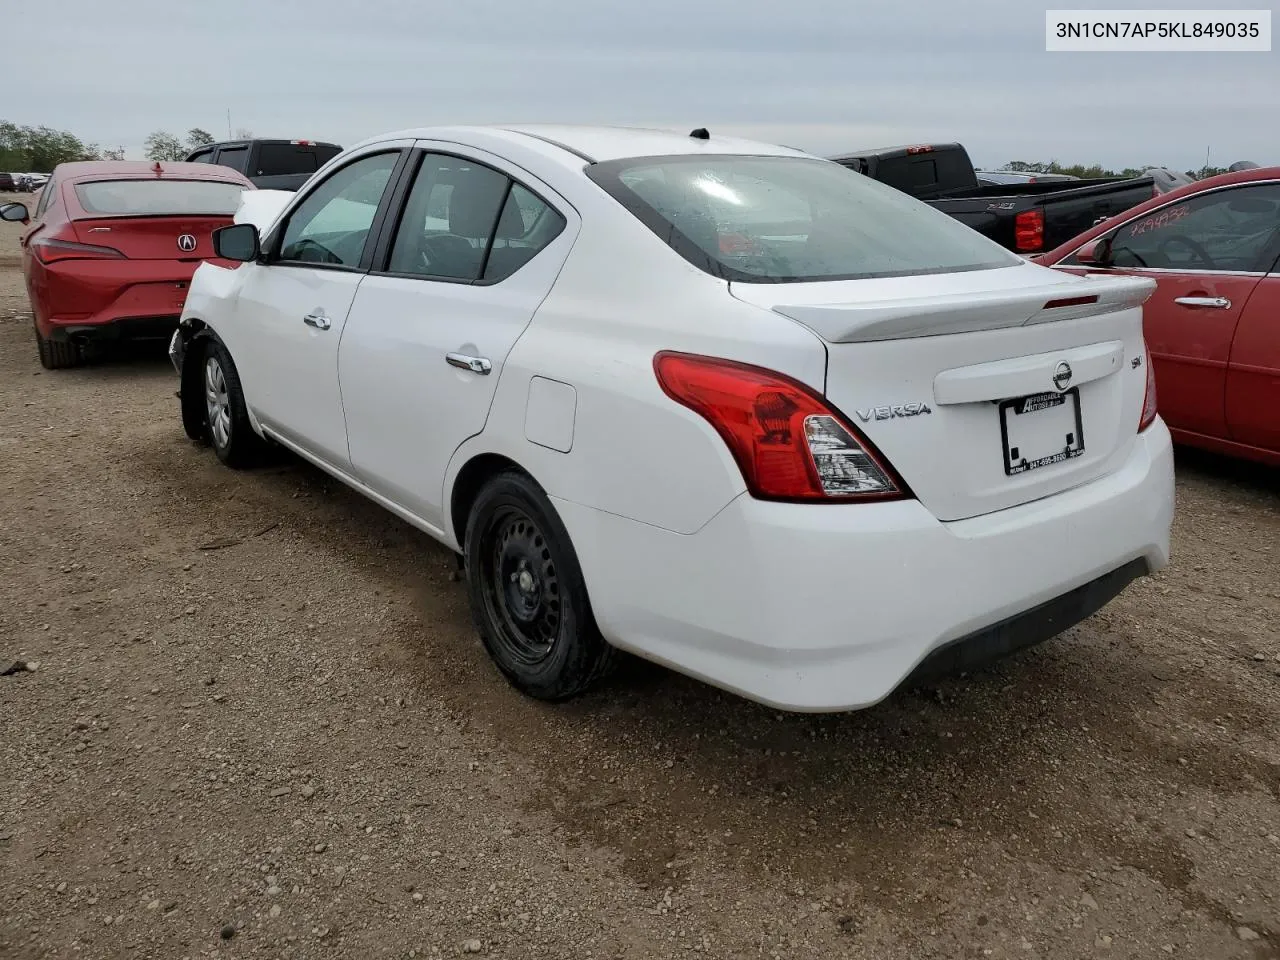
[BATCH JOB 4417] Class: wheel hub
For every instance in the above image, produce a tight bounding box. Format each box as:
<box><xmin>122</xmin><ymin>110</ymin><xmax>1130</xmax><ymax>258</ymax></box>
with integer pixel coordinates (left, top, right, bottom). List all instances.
<box><xmin>204</xmin><ymin>357</ymin><xmax>231</xmax><ymax>449</ymax></box>
<box><xmin>485</xmin><ymin>510</ymin><xmax>561</xmax><ymax>664</ymax></box>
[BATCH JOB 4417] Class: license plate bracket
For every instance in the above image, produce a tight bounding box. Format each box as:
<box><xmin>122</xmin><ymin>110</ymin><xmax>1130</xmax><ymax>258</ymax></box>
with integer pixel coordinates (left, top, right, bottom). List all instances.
<box><xmin>999</xmin><ymin>388</ymin><xmax>1085</xmax><ymax>476</ymax></box>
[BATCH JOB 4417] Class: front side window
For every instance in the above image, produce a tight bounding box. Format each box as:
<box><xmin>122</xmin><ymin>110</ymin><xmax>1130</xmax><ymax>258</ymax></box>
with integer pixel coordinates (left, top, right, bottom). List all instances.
<box><xmin>277</xmin><ymin>152</ymin><xmax>398</xmax><ymax>266</ymax></box>
<box><xmin>587</xmin><ymin>154</ymin><xmax>1019</xmax><ymax>283</ymax></box>
<box><xmin>1107</xmin><ymin>183</ymin><xmax>1280</xmax><ymax>273</ymax></box>
<box><xmin>188</xmin><ymin>149</ymin><xmax>214</xmax><ymax>164</ymax></box>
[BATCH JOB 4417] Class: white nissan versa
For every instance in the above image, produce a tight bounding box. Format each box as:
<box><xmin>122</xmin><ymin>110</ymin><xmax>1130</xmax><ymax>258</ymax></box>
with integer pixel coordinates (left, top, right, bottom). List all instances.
<box><xmin>168</xmin><ymin>125</ymin><xmax>1174</xmax><ymax>712</ymax></box>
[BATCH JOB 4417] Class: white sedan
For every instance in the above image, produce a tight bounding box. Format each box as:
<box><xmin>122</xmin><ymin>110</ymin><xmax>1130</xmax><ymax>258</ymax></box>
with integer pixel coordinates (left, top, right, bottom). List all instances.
<box><xmin>169</xmin><ymin>125</ymin><xmax>1174</xmax><ymax>712</ymax></box>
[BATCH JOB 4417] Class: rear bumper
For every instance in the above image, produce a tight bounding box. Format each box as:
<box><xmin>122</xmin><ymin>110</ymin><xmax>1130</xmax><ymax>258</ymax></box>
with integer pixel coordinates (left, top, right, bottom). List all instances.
<box><xmin>35</xmin><ymin>259</ymin><xmax>195</xmax><ymax>341</ymax></box>
<box><xmin>46</xmin><ymin>315</ymin><xmax>180</xmax><ymax>343</ymax></box>
<box><xmin>554</xmin><ymin>420</ymin><xmax>1175</xmax><ymax>712</ymax></box>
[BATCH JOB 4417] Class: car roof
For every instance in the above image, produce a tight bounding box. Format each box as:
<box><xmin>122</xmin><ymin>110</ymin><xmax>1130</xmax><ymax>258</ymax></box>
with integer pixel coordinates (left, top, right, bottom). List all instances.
<box><xmin>352</xmin><ymin>124</ymin><xmax>809</xmax><ymax>167</ymax></box>
<box><xmin>52</xmin><ymin>160</ymin><xmax>252</xmax><ymax>184</ymax></box>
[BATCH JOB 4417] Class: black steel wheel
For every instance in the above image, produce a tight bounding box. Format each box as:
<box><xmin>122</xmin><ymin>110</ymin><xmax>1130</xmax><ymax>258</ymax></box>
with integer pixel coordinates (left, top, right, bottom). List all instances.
<box><xmin>464</xmin><ymin>471</ymin><xmax>616</xmax><ymax>701</ymax></box>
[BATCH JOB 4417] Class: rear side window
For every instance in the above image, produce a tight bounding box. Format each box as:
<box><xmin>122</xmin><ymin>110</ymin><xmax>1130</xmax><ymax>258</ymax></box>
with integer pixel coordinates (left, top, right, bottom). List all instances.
<box><xmin>215</xmin><ymin>146</ymin><xmax>248</xmax><ymax>173</ymax></box>
<box><xmin>484</xmin><ymin>184</ymin><xmax>566</xmax><ymax>282</ymax></box>
<box><xmin>35</xmin><ymin>177</ymin><xmax>57</xmax><ymax>218</ymax></box>
<box><xmin>73</xmin><ymin>179</ymin><xmax>246</xmax><ymax>216</ymax></box>
<box><xmin>587</xmin><ymin>154</ymin><xmax>1020</xmax><ymax>283</ymax></box>
<box><xmin>387</xmin><ymin>154</ymin><xmax>510</xmax><ymax>280</ymax></box>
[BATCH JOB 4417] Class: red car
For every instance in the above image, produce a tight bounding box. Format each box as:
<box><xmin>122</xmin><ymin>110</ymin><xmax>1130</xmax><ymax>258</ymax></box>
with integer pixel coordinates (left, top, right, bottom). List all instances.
<box><xmin>1037</xmin><ymin>167</ymin><xmax>1280</xmax><ymax>467</ymax></box>
<box><xmin>0</xmin><ymin>160</ymin><xmax>253</xmax><ymax>369</ymax></box>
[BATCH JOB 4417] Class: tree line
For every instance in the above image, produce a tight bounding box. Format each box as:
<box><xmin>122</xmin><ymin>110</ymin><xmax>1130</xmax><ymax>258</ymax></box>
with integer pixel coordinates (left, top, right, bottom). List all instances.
<box><xmin>1001</xmin><ymin>160</ymin><xmax>1234</xmax><ymax>180</ymax></box>
<box><xmin>1</xmin><ymin>121</ymin><xmax>252</xmax><ymax>171</ymax></box>
<box><xmin>0</xmin><ymin>121</ymin><xmax>121</xmax><ymax>172</ymax></box>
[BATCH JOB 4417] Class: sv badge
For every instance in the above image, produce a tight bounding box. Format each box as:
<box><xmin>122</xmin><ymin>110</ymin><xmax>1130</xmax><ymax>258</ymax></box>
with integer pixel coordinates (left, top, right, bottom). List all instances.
<box><xmin>855</xmin><ymin>402</ymin><xmax>932</xmax><ymax>423</ymax></box>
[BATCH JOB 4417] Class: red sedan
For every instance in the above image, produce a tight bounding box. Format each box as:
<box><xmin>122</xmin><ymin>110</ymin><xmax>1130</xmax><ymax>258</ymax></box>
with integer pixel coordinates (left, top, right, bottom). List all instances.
<box><xmin>1037</xmin><ymin>167</ymin><xmax>1280</xmax><ymax>467</ymax></box>
<box><xmin>0</xmin><ymin>160</ymin><xmax>252</xmax><ymax>369</ymax></box>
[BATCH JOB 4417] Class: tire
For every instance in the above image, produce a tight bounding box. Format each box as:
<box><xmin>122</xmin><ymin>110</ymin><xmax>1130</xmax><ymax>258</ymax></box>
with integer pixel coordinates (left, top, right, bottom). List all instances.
<box><xmin>464</xmin><ymin>471</ymin><xmax>617</xmax><ymax>701</ymax></box>
<box><xmin>35</xmin><ymin>325</ymin><xmax>81</xmax><ymax>370</ymax></box>
<box><xmin>199</xmin><ymin>337</ymin><xmax>265</xmax><ymax>468</ymax></box>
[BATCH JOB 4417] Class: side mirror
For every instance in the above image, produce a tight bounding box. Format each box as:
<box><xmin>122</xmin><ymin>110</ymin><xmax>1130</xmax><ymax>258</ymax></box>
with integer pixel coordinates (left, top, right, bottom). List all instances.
<box><xmin>0</xmin><ymin>202</ymin><xmax>30</xmax><ymax>225</ymax></box>
<box><xmin>213</xmin><ymin>223</ymin><xmax>260</xmax><ymax>262</ymax></box>
<box><xmin>1076</xmin><ymin>235</ymin><xmax>1112</xmax><ymax>267</ymax></box>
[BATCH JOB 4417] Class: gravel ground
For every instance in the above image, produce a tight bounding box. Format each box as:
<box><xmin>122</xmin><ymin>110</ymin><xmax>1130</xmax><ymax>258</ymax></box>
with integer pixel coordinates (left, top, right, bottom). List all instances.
<box><xmin>1</xmin><ymin>216</ymin><xmax>1278</xmax><ymax>960</ymax></box>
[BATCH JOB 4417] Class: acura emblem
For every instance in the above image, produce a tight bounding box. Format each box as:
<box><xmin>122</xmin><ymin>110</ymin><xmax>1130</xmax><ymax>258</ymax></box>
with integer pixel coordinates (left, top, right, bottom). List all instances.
<box><xmin>177</xmin><ymin>234</ymin><xmax>197</xmax><ymax>253</ymax></box>
<box><xmin>1052</xmin><ymin>361</ymin><xmax>1073</xmax><ymax>391</ymax></box>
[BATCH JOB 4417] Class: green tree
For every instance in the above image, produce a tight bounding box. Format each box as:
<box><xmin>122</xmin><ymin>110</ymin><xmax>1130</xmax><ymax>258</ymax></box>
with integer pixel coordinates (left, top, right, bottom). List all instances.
<box><xmin>0</xmin><ymin>120</ymin><xmax>100</xmax><ymax>171</ymax></box>
<box><xmin>144</xmin><ymin>130</ymin><xmax>187</xmax><ymax>162</ymax></box>
<box><xmin>102</xmin><ymin>146</ymin><xmax>126</xmax><ymax>161</ymax></box>
<box><xmin>186</xmin><ymin>127</ymin><xmax>215</xmax><ymax>152</ymax></box>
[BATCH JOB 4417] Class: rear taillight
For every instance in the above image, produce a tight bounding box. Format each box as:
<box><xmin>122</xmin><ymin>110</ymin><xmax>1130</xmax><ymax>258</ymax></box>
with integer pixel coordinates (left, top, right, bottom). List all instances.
<box><xmin>1139</xmin><ymin>345</ymin><xmax>1158</xmax><ymax>432</ymax></box>
<box><xmin>31</xmin><ymin>238</ymin><xmax>125</xmax><ymax>264</ymax></box>
<box><xmin>1014</xmin><ymin>210</ymin><xmax>1045</xmax><ymax>252</ymax></box>
<box><xmin>653</xmin><ymin>352</ymin><xmax>906</xmax><ymax>502</ymax></box>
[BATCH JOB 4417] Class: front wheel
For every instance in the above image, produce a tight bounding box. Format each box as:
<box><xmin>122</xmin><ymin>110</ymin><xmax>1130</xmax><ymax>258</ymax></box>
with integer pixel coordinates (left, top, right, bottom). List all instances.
<box><xmin>464</xmin><ymin>471</ymin><xmax>616</xmax><ymax>701</ymax></box>
<box><xmin>198</xmin><ymin>337</ymin><xmax>265</xmax><ymax>468</ymax></box>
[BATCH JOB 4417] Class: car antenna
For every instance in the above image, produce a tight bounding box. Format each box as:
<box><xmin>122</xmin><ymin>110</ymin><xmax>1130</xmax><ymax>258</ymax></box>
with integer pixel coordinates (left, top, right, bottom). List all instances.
<box><xmin>689</xmin><ymin>127</ymin><xmax>710</xmax><ymax>140</ymax></box>
<box><xmin>152</xmin><ymin>162</ymin><xmax>164</xmax><ymax>176</ymax></box>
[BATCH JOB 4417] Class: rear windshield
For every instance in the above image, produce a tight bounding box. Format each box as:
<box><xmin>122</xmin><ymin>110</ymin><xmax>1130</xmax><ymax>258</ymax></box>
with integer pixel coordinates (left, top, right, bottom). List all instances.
<box><xmin>586</xmin><ymin>155</ymin><xmax>1020</xmax><ymax>283</ymax></box>
<box><xmin>254</xmin><ymin>144</ymin><xmax>341</xmax><ymax>178</ymax></box>
<box><xmin>74</xmin><ymin>179</ymin><xmax>245</xmax><ymax>216</ymax></box>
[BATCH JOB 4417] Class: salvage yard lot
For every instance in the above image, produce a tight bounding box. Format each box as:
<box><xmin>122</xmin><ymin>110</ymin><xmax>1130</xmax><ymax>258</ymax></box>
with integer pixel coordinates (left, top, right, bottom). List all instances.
<box><xmin>1</xmin><ymin>217</ymin><xmax>1278</xmax><ymax>960</ymax></box>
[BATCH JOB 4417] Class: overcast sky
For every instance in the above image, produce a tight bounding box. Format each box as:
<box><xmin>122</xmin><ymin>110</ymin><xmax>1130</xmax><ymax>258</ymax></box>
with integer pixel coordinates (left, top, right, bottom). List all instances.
<box><xmin>6</xmin><ymin>0</ymin><xmax>1276</xmax><ymax>170</ymax></box>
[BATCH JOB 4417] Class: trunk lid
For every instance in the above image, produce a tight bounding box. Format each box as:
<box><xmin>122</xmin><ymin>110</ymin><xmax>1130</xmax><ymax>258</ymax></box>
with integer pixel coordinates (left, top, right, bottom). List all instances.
<box><xmin>71</xmin><ymin>216</ymin><xmax>232</xmax><ymax>261</ymax></box>
<box><xmin>731</xmin><ymin>263</ymin><xmax>1156</xmax><ymax>521</ymax></box>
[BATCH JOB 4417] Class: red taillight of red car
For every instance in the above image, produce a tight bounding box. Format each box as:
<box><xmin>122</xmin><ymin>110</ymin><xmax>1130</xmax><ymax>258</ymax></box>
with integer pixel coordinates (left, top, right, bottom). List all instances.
<box><xmin>1139</xmin><ymin>345</ymin><xmax>1158</xmax><ymax>432</ymax></box>
<box><xmin>31</xmin><ymin>237</ymin><xmax>125</xmax><ymax>264</ymax></box>
<box><xmin>653</xmin><ymin>352</ymin><xmax>906</xmax><ymax>502</ymax></box>
<box><xmin>1014</xmin><ymin>209</ymin><xmax>1045</xmax><ymax>252</ymax></box>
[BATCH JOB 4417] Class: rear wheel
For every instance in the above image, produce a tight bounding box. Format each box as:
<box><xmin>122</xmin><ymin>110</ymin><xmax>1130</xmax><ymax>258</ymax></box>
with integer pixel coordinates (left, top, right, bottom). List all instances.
<box><xmin>200</xmin><ymin>337</ymin><xmax>264</xmax><ymax>468</ymax></box>
<box><xmin>464</xmin><ymin>471</ymin><xmax>616</xmax><ymax>701</ymax></box>
<box><xmin>35</xmin><ymin>325</ymin><xmax>81</xmax><ymax>370</ymax></box>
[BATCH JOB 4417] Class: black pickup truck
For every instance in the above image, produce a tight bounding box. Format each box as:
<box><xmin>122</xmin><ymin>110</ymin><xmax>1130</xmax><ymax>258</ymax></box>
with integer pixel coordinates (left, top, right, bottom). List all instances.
<box><xmin>830</xmin><ymin>143</ymin><xmax>1155</xmax><ymax>255</ymax></box>
<box><xmin>183</xmin><ymin>139</ymin><xmax>343</xmax><ymax>191</ymax></box>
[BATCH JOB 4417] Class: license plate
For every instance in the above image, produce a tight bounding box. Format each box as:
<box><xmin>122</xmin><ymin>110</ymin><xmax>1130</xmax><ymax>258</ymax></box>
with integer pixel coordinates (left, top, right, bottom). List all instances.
<box><xmin>999</xmin><ymin>388</ymin><xmax>1084</xmax><ymax>476</ymax></box>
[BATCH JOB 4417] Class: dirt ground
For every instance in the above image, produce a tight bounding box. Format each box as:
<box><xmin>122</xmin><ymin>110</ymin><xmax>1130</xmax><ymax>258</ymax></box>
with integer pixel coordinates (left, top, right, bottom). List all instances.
<box><xmin>1</xmin><ymin>213</ymin><xmax>1278</xmax><ymax>960</ymax></box>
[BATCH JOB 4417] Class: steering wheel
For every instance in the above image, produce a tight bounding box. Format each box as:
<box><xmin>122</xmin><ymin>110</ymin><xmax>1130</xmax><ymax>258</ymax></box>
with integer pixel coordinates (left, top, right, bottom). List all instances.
<box><xmin>419</xmin><ymin>234</ymin><xmax>475</xmax><ymax>270</ymax></box>
<box><xmin>1158</xmin><ymin>235</ymin><xmax>1215</xmax><ymax>270</ymax></box>
<box><xmin>289</xmin><ymin>238</ymin><xmax>342</xmax><ymax>265</ymax></box>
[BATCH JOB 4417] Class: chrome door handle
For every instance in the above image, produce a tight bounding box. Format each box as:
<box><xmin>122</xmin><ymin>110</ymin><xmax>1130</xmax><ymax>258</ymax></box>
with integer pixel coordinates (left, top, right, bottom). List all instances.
<box><xmin>446</xmin><ymin>353</ymin><xmax>492</xmax><ymax>375</ymax></box>
<box><xmin>303</xmin><ymin>312</ymin><xmax>332</xmax><ymax>330</ymax></box>
<box><xmin>1173</xmin><ymin>296</ymin><xmax>1231</xmax><ymax>309</ymax></box>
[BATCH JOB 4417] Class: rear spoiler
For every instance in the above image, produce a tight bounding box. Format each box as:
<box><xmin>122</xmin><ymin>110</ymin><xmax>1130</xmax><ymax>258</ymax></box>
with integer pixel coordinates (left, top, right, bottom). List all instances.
<box><xmin>771</xmin><ymin>274</ymin><xmax>1156</xmax><ymax>344</ymax></box>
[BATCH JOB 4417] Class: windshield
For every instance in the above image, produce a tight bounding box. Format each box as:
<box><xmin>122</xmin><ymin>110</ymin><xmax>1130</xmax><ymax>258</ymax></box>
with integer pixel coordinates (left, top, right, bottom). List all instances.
<box><xmin>587</xmin><ymin>154</ymin><xmax>1020</xmax><ymax>283</ymax></box>
<box><xmin>74</xmin><ymin>179</ymin><xmax>246</xmax><ymax>217</ymax></box>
